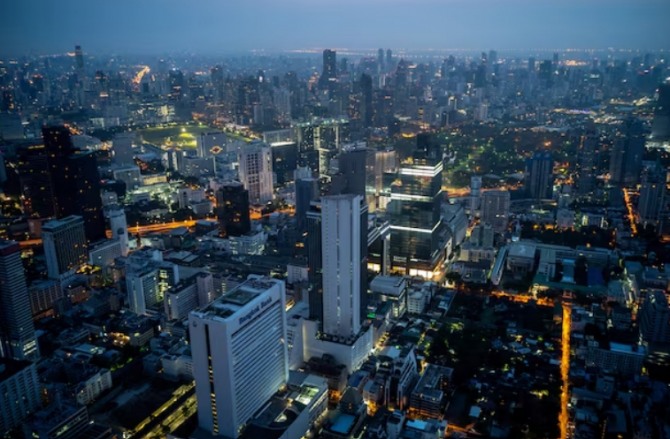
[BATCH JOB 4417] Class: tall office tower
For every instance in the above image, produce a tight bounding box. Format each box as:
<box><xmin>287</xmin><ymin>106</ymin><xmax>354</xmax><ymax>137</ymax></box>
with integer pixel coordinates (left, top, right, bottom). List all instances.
<box><xmin>637</xmin><ymin>168</ymin><xmax>666</xmax><ymax>227</ymax></box>
<box><xmin>386</xmin><ymin>49</ymin><xmax>393</xmax><ymax>69</ymax></box>
<box><xmin>360</xmin><ymin>74</ymin><xmax>373</xmax><ymax>128</ymax></box>
<box><xmin>295</xmin><ymin>176</ymin><xmax>318</xmax><ymax>233</ymax></box>
<box><xmin>330</xmin><ymin>145</ymin><xmax>370</xmax><ymax>197</ymax></box>
<box><xmin>295</xmin><ymin>118</ymin><xmax>351</xmax><ymax>177</ymax></box>
<box><xmin>469</xmin><ymin>176</ymin><xmax>482</xmax><ymax>215</ymax></box>
<box><xmin>528</xmin><ymin>57</ymin><xmax>536</xmax><ymax>72</ymax></box>
<box><xmin>42</xmin><ymin>216</ymin><xmax>88</xmax><ymax>280</ymax></box>
<box><xmin>321</xmin><ymin>195</ymin><xmax>367</xmax><ymax>338</ymax></box>
<box><xmin>215</xmin><ymin>181</ymin><xmax>251</xmax><ymax>238</ymax></box>
<box><xmin>377</xmin><ymin>48</ymin><xmax>385</xmax><ymax>71</ymax></box>
<box><xmin>610</xmin><ymin>118</ymin><xmax>645</xmax><ymax>186</ymax></box>
<box><xmin>74</xmin><ymin>45</ymin><xmax>84</xmax><ymax>76</ymax></box>
<box><xmin>306</xmin><ymin>202</ymin><xmax>324</xmax><ymax>322</ymax></box>
<box><xmin>0</xmin><ymin>358</ymin><xmax>42</xmax><ymax>434</ymax></box>
<box><xmin>41</xmin><ymin>126</ymin><xmax>105</xmax><ymax>242</ymax></box>
<box><xmin>0</xmin><ymin>241</ymin><xmax>39</xmax><ymax>361</ymax></box>
<box><xmin>576</xmin><ymin>129</ymin><xmax>598</xmax><ymax>196</ymax></box>
<box><xmin>190</xmin><ymin>276</ymin><xmax>288</xmax><ymax>438</ymax></box>
<box><xmin>386</xmin><ymin>136</ymin><xmax>447</xmax><ymax>278</ymax></box>
<box><xmin>112</xmin><ymin>132</ymin><xmax>135</xmax><ymax>165</ymax></box>
<box><xmin>650</xmin><ymin>81</ymin><xmax>670</xmax><ymax>146</ymax></box>
<box><xmin>238</xmin><ymin>142</ymin><xmax>273</xmax><ymax>204</ymax></box>
<box><xmin>480</xmin><ymin>190</ymin><xmax>511</xmax><ymax>233</ymax></box>
<box><xmin>320</xmin><ymin>49</ymin><xmax>337</xmax><ymax>86</ymax></box>
<box><xmin>639</xmin><ymin>290</ymin><xmax>670</xmax><ymax>344</ymax></box>
<box><xmin>17</xmin><ymin>145</ymin><xmax>56</xmax><ymax>219</ymax></box>
<box><xmin>526</xmin><ymin>151</ymin><xmax>553</xmax><ymax>200</ymax></box>
<box><xmin>67</xmin><ymin>151</ymin><xmax>106</xmax><ymax>241</ymax></box>
<box><xmin>539</xmin><ymin>60</ymin><xmax>553</xmax><ymax>87</ymax></box>
<box><xmin>269</xmin><ymin>140</ymin><xmax>298</xmax><ymax>187</ymax></box>
<box><xmin>107</xmin><ymin>206</ymin><xmax>129</xmax><ymax>257</ymax></box>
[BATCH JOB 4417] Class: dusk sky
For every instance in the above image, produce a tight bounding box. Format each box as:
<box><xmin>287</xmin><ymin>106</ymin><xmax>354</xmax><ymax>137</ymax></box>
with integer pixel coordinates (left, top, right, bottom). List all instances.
<box><xmin>2</xmin><ymin>0</ymin><xmax>670</xmax><ymax>56</ymax></box>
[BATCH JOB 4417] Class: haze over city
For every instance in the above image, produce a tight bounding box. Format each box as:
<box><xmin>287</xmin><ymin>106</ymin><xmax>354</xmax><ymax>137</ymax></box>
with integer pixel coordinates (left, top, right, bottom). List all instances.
<box><xmin>2</xmin><ymin>0</ymin><xmax>670</xmax><ymax>55</ymax></box>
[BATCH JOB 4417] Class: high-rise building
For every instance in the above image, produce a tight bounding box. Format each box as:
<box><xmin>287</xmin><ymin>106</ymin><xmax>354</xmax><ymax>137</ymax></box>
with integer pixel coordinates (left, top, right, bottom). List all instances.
<box><xmin>190</xmin><ymin>276</ymin><xmax>288</xmax><ymax>438</ymax></box>
<box><xmin>238</xmin><ymin>142</ymin><xmax>273</xmax><ymax>204</ymax></box>
<box><xmin>610</xmin><ymin>118</ymin><xmax>645</xmax><ymax>186</ymax></box>
<box><xmin>0</xmin><ymin>240</ymin><xmax>39</xmax><ymax>361</ymax></box>
<box><xmin>638</xmin><ymin>168</ymin><xmax>666</xmax><ymax>227</ymax></box>
<box><xmin>480</xmin><ymin>190</ymin><xmax>511</xmax><ymax>233</ymax></box>
<box><xmin>360</xmin><ymin>73</ymin><xmax>373</xmax><ymax>128</ymax></box>
<box><xmin>576</xmin><ymin>128</ymin><xmax>599</xmax><ymax>196</ymax></box>
<box><xmin>74</xmin><ymin>45</ymin><xmax>84</xmax><ymax>74</ymax></box>
<box><xmin>42</xmin><ymin>216</ymin><xmax>88</xmax><ymax>280</ymax></box>
<box><xmin>306</xmin><ymin>201</ymin><xmax>324</xmax><ymax>322</ymax></box>
<box><xmin>106</xmin><ymin>206</ymin><xmax>129</xmax><ymax>257</ymax></box>
<box><xmin>269</xmin><ymin>141</ymin><xmax>298</xmax><ymax>187</ymax></box>
<box><xmin>34</xmin><ymin>126</ymin><xmax>105</xmax><ymax>242</ymax></box>
<box><xmin>321</xmin><ymin>194</ymin><xmax>367</xmax><ymax>338</ymax></box>
<box><xmin>320</xmin><ymin>49</ymin><xmax>337</xmax><ymax>86</ymax></box>
<box><xmin>386</xmin><ymin>136</ymin><xmax>447</xmax><ymax>278</ymax></box>
<box><xmin>215</xmin><ymin>182</ymin><xmax>251</xmax><ymax>238</ymax></box>
<box><xmin>650</xmin><ymin>80</ymin><xmax>670</xmax><ymax>146</ymax></box>
<box><xmin>639</xmin><ymin>290</ymin><xmax>670</xmax><ymax>344</ymax></box>
<box><xmin>469</xmin><ymin>175</ymin><xmax>482</xmax><ymax>215</ymax></box>
<box><xmin>526</xmin><ymin>151</ymin><xmax>553</xmax><ymax>200</ymax></box>
<box><xmin>295</xmin><ymin>176</ymin><xmax>318</xmax><ymax>233</ymax></box>
<box><xmin>0</xmin><ymin>359</ymin><xmax>41</xmax><ymax>435</ymax></box>
<box><xmin>17</xmin><ymin>145</ymin><xmax>56</xmax><ymax>219</ymax></box>
<box><xmin>330</xmin><ymin>145</ymin><xmax>371</xmax><ymax>197</ymax></box>
<box><xmin>295</xmin><ymin>118</ymin><xmax>350</xmax><ymax>177</ymax></box>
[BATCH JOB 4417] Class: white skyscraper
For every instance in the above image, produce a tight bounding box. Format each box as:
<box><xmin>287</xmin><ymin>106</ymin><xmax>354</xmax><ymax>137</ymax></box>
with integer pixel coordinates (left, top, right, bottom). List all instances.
<box><xmin>238</xmin><ymin>142</ymin><xmax>273</xmax><ymax>204</ymax></box>
<box><xmin>0</xmin><ymin>241</ymin><xmax>39</xmax><ymax>361</ymax></box>
<box><xmin>107</xmin><ymin>206</ymin><xmax>129</xmax><ymax>256</ymax></box>
<box><xmin>190</xmin><ymin>276</ymin><xmax>288</xmax><ymax>438</ymax></box>
<box><xmin>321</xmin><ymin>194</ymin><xmax>365</xmax><ymax>339</ymax></box>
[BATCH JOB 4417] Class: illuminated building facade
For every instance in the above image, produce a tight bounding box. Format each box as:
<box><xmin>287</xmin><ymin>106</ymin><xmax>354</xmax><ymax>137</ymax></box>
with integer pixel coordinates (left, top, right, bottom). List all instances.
<box><xmin>385</xmin><ymin>142</ymin><xmax>447</xmax><ymax>278</ymax></box>
<box><xmin>190</xmin><ymin>276</ymin><xmax>288</xmax><ymax>438</ymax></box>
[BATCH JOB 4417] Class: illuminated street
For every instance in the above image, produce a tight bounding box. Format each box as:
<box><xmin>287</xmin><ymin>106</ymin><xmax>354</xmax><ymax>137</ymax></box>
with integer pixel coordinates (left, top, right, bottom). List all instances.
<box><xmin>559</xmin><ymin>301</ymin><xmax>572</xmax><ymax>439</ymax></box>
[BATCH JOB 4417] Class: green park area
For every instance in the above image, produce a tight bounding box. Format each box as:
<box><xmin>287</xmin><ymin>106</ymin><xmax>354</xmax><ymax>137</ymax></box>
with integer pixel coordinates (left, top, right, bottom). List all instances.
<box><xmin>137</xmin><ymin>124</ymin><xmax>214</xmax><ymax>150</ymax></box>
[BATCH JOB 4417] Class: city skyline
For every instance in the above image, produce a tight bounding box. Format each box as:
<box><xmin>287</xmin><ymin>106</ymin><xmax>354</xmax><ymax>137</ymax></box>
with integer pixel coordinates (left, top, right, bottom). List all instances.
<box><xmin>2</xmin><ymin>0</ymin><xmax>670</xmax><ymax>56</ymax></box>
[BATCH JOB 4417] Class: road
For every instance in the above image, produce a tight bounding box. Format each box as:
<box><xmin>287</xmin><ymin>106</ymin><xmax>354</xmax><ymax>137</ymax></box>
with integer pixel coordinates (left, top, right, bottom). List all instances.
<box><xmin>622</xmin><ymin>188</ymin><xmax>638</xmax><ymax>236</ymax></box>
<box><xmin>143</xmin><ymin>394</ymin><xmax>197</xmax><ymax>438</ymax></box>
<box><xmin>559</xmin><ymin>302</ymin><xmax>572</xmax><ymax>439</ymax></box>
<box><xmin>128</xmin><ymin>383</ymin><xmax>194</xmax><ymax>439</ymax></box>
